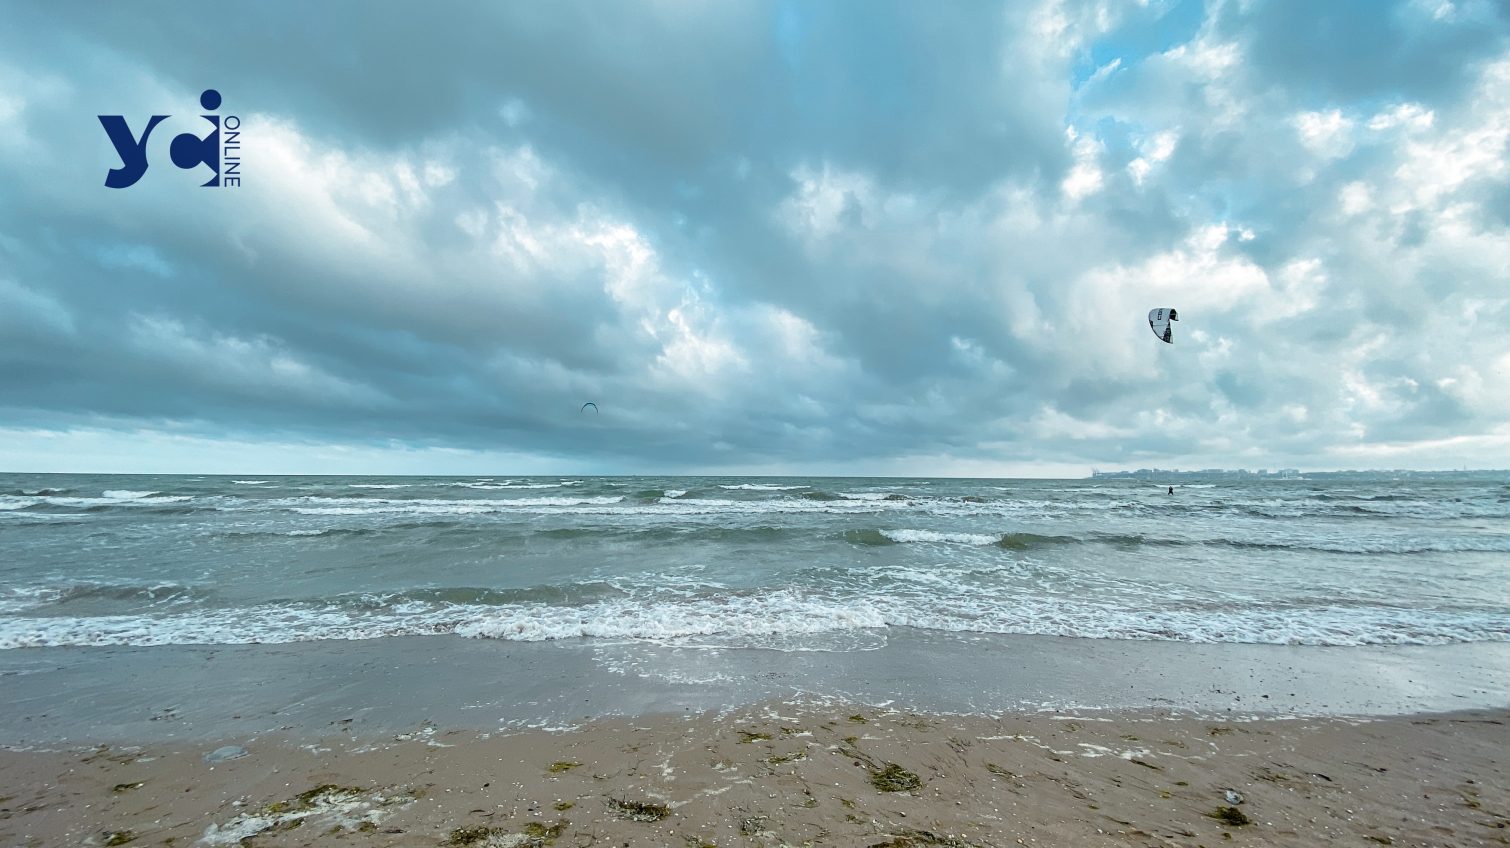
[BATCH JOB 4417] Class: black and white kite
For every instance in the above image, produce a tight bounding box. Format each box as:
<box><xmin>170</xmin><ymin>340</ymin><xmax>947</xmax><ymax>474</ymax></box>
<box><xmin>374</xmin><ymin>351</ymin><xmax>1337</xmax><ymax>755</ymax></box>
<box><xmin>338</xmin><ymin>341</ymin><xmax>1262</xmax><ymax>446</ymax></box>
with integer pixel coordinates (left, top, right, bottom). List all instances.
<box><xmin>1148</xmin><ymin>308</ymin><xmax>1179</xmax><ymax>344</ymax></box>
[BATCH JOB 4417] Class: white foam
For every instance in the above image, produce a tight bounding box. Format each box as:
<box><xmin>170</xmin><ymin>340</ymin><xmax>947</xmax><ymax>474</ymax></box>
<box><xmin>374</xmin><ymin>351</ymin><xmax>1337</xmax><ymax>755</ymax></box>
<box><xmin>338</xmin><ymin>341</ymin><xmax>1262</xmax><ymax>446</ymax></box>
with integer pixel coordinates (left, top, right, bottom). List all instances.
<box><xmin>286</xmin><ymin>495</ymin><xmax>626</xmax><ymax>515</ymax></box>
<box><xmin>231</xmin><ymin>480</ymin><xmax>269</xmax><ymax>485</ymax></box>
<box><xmin>0</xmin><ymin>586</ymin><xmax>64</xmax><ymax>614</ymax></box>
<box><xmin>456</xmin><ymin>592</ymin><xmax>889</xmax><ymax>642</ymax></box>
<box><xmin>279</xmin><ymin>495</ymin><xmax>905</xmax><ymax>518</ymax></box>
<box><xmin>200</xmin><ymin>790</ymin><xmax>404</xmax><ymax>845</ymax></box>
<box><xmin>881</xmin><ymin>529</ymin><xmax>1000</xmax><ymax>545</ymax></box>
<box><xmin>719</xmin><ymin>483</ymin><xmax>807</xmax><ymax>490</ymax></box>
<box><xmin>459</xmin><ymin>482</ymin><xmax>568</xmax><ymax>489</ymax></box>
<box><xmin>3</xmin><ymin>587</ymin><xmax>1504</xmax><ymax>650</ymax></box>
<box><xmin>22</xmin><ymin>494</ymin><xmax>196</xmax><ymax>508</ymax></box>
<box><xmin>664</xmin><ymin>489</ymin><xmax>687</xmax><ymax>498</ymax></box>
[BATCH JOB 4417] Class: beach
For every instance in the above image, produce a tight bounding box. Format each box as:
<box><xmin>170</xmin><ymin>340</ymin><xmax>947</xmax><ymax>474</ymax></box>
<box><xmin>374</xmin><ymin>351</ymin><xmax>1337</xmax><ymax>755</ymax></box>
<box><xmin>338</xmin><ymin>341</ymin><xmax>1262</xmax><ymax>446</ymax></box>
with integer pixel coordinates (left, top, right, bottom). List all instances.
<box><xmin>3</xmin><ymin>700</ymin><xmax>1507</xmax><ymax>847</ymax></box>
<box><xmin>2</xmin><ymin>474</ymin><xmax>1507</xmax><ymax>845</ymax></box>
<box><xmin>2</xmin><ymin>632</ymin><xmax>1508</xmax><ymax>846</ymax></box>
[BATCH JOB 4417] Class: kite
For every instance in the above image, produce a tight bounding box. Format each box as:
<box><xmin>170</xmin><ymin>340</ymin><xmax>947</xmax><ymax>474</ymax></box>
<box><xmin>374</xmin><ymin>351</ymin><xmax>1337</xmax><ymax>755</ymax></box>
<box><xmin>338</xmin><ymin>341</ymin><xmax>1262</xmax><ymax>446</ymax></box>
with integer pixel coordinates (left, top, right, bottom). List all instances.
<box><xmin>1148</xmin><ymin>308</ymin><xmax>1178</xmax><ymax>344</ymax></box>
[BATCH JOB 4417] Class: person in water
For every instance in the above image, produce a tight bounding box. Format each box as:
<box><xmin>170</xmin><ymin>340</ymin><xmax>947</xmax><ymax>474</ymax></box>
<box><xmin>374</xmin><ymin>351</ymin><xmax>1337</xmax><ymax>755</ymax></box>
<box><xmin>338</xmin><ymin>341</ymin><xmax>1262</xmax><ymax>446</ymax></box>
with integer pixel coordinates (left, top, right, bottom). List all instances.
<box><xmin>1168</xmin><ymin>486</ymin><xmax>1174</xmax><ymax>495</ymax></box>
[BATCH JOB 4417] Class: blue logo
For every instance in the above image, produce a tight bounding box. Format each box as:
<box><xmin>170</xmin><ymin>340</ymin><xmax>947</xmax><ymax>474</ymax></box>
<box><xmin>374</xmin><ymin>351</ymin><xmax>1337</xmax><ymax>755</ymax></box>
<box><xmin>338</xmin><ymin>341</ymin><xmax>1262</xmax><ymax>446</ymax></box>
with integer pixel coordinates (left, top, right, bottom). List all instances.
<box><xmin>99</xmin><ymin>89</ymin><xmax>241</xmax><ymax>189</ymax></box>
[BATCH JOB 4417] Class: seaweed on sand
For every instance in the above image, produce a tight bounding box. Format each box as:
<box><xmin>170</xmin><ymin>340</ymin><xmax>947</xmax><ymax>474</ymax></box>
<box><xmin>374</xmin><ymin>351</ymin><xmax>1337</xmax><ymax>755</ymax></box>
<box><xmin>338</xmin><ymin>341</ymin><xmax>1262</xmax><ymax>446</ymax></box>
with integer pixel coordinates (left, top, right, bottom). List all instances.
<box><xmin>1207</xmin><ymin>806</ymin><xmax>1251</xmax><ymax>826</ymax></box>
<box><xmin>870</xmin><ymin>763</ymin><xmax>922</xmax><ymax>792</ymax></box>
<box><xmin>607</xmin><ymin>798</ymin><xmax>671</xmax><ymax>822</ymax></box>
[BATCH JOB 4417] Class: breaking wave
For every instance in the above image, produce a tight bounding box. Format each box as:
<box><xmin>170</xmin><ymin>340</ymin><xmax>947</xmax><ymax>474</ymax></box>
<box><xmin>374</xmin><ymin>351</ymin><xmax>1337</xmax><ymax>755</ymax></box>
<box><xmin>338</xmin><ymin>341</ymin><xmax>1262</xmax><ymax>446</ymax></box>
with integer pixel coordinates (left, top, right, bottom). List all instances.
<box><xmin>2</xmin><ymin>587</ymin><xmax>1503</xmax><ymax>650</ymax></box>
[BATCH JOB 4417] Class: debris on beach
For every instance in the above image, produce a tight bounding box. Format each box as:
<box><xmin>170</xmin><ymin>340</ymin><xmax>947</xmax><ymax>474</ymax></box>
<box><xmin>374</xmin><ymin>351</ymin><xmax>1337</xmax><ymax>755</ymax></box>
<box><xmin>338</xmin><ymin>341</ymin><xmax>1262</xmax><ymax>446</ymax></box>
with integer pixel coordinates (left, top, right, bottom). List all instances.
<box><xmin>1206</xmin><ymin>805</ymin><xmax>1251</xmax><ymax>826</ymax></box>
<box><xmin>870</xmin><ymin>763</ymin><xmax>923</xmax><ymax>792</ymax></box>
<box><xmin>200</xmin><ymin>784</ymin><xmax>403</xmax><ymax>845</ymax></box>
<box><xmin>606</xmin><ymin>798</ymin><xmax>671</xmax><ymax>821</ymax></box>
<box><xmin>201</xmin><ymin>745</ymin><xmax>246</xmax><ymax>764</ymax></box>
<box><xmin>868</xmin><ymin>828</ymin><xmax>980</xmax><ymax>847</ymax></box>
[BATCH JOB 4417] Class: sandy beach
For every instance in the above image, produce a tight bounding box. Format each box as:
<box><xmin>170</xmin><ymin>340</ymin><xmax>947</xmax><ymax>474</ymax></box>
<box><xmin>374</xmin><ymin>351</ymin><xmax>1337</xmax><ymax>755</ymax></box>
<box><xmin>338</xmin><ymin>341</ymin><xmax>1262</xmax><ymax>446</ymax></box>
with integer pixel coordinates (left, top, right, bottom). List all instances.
<box><xmin>3</xmin><ymin>701</ymin><xmax>1505</xmax><ymax>847</ymax></box>
<box><xmin>3</xmin><ymin>477</ymin><xmax>1507</xmax><ymax>846</ymax></box>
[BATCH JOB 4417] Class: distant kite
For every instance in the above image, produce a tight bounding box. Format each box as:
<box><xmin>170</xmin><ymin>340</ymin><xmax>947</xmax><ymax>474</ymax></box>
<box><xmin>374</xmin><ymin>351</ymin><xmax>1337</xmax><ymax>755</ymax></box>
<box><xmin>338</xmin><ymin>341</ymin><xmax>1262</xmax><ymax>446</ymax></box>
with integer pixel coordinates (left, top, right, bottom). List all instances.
<box><xmin>1148</xmin><ymin>308</ymin><xmax>1179</xmax><ymax>344</ymax></box>
<box><xmin>581</xmin><ymin>402</ymin><xmax>598</xmax><ymax>413</ymax></box>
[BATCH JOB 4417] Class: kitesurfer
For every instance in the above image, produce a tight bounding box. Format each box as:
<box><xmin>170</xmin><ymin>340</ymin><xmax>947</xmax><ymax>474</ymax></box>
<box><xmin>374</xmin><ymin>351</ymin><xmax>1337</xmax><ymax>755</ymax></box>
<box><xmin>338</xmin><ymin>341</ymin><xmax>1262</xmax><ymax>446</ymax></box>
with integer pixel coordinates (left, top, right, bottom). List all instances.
<box><xmin>1168</xmin><ymin>486</ymin><xmax>1174</xmax><ymax>495</ymax></box>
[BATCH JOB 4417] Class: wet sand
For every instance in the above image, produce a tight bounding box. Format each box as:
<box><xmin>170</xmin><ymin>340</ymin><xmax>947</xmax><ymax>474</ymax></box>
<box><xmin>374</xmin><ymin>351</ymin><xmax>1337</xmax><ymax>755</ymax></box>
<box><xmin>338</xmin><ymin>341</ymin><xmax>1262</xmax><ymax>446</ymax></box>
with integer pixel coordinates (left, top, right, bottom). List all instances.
<box><xmin>3</xmin><ymin>703</ymin><xmax>1506</xmax><ymax>847</ymax></box>
<box><xmin>4</xmin><ymin>633</ymin><xmax>1509</xmax><ymax>746</ymax></box>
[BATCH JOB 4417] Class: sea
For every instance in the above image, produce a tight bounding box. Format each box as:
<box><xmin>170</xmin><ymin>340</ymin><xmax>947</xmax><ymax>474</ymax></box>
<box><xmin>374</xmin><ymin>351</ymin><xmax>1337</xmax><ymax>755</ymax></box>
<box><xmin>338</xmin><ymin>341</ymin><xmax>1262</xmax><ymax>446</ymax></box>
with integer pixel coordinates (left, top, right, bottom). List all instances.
<box><xmin>2</xmin><ymin>473</ymin><xmax>1508</xmax><ymax>651</ymax></box>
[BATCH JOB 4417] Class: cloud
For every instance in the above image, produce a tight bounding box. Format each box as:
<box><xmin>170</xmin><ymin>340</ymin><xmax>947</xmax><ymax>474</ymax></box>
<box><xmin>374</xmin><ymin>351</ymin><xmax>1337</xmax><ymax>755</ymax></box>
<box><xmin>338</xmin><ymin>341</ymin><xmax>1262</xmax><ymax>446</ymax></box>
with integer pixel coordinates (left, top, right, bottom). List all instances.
<box><xmin>0</xmin><ymin>0</ymin><xmax>1506</xmax><ymax>473</ymax></box>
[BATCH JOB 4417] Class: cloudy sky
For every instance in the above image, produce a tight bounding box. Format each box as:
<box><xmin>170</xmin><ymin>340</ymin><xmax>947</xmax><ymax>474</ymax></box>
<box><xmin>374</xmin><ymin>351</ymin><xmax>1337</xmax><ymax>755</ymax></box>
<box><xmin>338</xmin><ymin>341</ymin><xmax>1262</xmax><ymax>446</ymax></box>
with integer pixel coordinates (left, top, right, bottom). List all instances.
<box><xmin>0</xmin><ymin>0</ymin><xmax>1506</xmax><ymax>475</ymax></box>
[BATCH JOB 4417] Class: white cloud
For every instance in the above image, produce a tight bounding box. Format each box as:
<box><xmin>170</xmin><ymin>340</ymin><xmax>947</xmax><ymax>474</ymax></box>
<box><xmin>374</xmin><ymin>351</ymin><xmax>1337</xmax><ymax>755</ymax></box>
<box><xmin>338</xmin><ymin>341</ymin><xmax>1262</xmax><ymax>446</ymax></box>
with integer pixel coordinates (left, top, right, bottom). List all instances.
<box><xmin>1061</xmin><ymin>126</ymin><xmax>1105</xmax><ymax>201</ymax></box>
<box><xmin>1367</xmin><ymin>103</ymin><xmax>1435</xmax><ymax>132</ymax></box>
<box><xmin>1294</xmin><ymin>109</ymin><xmax>1356</xmax><ymax>158</ymax></box>
<box><xmin>779</xmin><ymin>164</ymin><xmax>880</xmax><ymax>241</ymax></box>
<box><xmin>1128</xmin><ymin>129</ymin><xmax>1179</xmax><ymax>186</ymax></box>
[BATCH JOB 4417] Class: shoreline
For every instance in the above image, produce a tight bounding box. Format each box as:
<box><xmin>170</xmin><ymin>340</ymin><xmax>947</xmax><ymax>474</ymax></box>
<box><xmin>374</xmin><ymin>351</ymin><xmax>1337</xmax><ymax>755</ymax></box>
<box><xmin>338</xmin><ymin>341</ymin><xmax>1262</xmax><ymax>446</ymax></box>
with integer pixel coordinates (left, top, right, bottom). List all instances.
<box><xmin>3</xmin><ymin>631</ymin><xmax>1508</xmax><ymax>748</ymax></box>
<box><xmin>2</xmin><ymin>700</ymin><xmax>1504</xmax><ymax>847</ymax></box>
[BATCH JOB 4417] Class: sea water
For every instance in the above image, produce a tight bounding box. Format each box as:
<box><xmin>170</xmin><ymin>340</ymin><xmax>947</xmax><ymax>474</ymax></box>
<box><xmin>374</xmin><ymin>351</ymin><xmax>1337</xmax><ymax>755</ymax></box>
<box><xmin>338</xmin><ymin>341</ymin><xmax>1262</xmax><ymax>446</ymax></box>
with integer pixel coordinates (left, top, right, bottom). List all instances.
<box><xmin>3</xmin><ymin>474</ymin><xmax>1507</xmax><ymax>652</ymax></box>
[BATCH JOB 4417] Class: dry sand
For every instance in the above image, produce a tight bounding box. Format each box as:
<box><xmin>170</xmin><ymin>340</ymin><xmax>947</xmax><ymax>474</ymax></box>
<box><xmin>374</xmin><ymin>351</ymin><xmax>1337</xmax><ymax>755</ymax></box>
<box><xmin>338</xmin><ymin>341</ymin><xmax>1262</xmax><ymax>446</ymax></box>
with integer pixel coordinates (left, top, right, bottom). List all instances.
<box><xmin>1</xmin><ymin>703</ymin><xmax>1505</xmax><ymax>848</ymax></box>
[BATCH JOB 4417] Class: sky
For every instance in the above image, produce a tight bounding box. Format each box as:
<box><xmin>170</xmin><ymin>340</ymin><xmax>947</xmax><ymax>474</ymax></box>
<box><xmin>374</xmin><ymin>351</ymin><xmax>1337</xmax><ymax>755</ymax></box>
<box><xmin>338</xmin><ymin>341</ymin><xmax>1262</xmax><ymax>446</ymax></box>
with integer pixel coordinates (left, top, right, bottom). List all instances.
<box><xmin>0</xmin><ymin>0</ymin><xmax>1506</xmax><ymax>476</ymax></box>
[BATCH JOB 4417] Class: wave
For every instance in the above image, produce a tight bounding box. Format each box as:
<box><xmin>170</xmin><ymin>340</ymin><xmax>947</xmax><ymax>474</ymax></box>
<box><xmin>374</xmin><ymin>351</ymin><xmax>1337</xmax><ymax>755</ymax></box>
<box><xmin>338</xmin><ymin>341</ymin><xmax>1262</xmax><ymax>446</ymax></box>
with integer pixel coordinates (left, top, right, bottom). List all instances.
<box><xmin>719</xmin><ymin>483</ymin><xmax>807</xmax><ymax>491</ymax></box>
<box><xmin>838</xmin><ymin>529</ymin><xmax>1165</xmax><ymax>550</ymax></box>
<box><xmin>458</xmin><ymin>482</ymin><xmax>572</xmax><ymax>490</ymax></box>
<box><xmin>232</xmin><ymin>480</ymin><xmax>270</xmax><ymax>485</ymax></box>
<box><xmin>842</xmin><ymin>529</ymin><xmax>896</xmax><ymax>546</ymax></box>
<box><xmin>842</xmin><ymin>529</ymin><xmax>1136</xmax><ymax>549</ymax></box>
<box><xmin>1</xmin><ymin>495</ymin><xmax>207</xmax><ymax>516</ymax></box>
<box><xmin>3</xmin><ymin>588</ymin><xmax>1504</xmax><ymax>649</ymax></box>
<box><xmin>996</xmin><ymin>532</ymin><xmax>1083</xmax><ymax>549</ymax></box>
<box><xmin>542</xmin><ymin>525</ymin><xmax>798</xmax><ymax>545</ymax></box>
<box><xmin>0</xmin><ymin>582</ymin><xmax>212</xmax><ymax>614</ymax></box>
<box><xmin>272</xmin><ymin>495</ymin><xmax>913</xmax><ymax>518</ymax></box>
<box><xmin>834</xmin><ymin>526</ymin><xmax>1509</xmax><ymax>554</ymax></box>
<box><xmin>102</xmin><ymin>490</ymin><xmax>160</xmax><ymax>500</ymax></box>
<box><xmin>1212</xmin><ymin>536</ymin><xmax>1510</xmax><ymax>554</ymax></box>
<box><xmin>83</xmin><ymin>503</ymin><xmax>212</xmax><ymax>516</ymax></box>
<box><xmin>880</xmin><ymin>529</ymin><xmax>1000</xmax><ymax>545</ymax></box>
<box><xmin>12</xmin><ymin>493</ymin><xmax>197</xmax><ymax>510</ymax></box>
<box><xmin>218</xmin><ymin>527</ymin><xmax>381</xmax><ymax>540</ymax></box>
<box><xmin>286</xmin><ymin>495</ymin><xmax>626</xmax><ymax>515</ymax></box>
